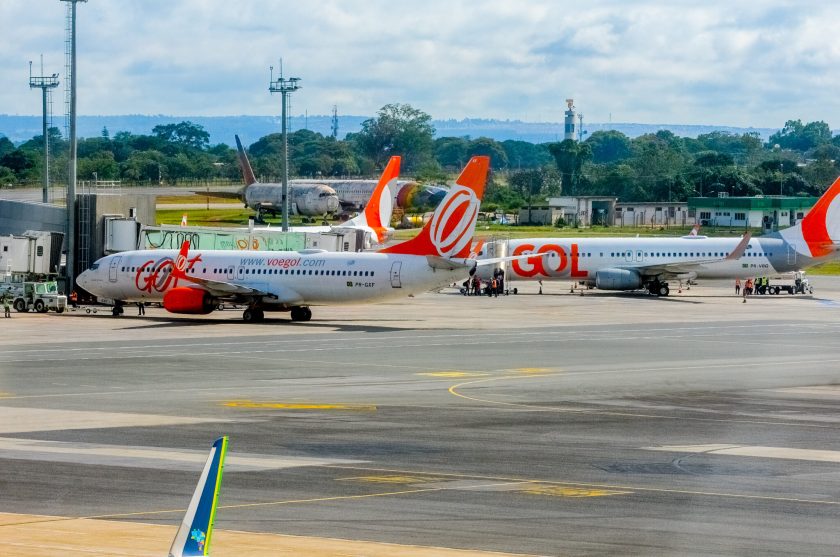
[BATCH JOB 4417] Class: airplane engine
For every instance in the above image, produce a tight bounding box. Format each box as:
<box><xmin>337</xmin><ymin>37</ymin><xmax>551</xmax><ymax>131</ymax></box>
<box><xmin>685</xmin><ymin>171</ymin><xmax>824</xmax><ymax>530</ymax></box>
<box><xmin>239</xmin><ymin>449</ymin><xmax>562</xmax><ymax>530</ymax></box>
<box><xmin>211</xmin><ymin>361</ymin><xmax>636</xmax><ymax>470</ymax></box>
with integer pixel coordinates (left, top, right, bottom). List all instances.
<box><xmin>163</xmin><ymin>287</ymin><xmax>215</xmax><ymax>314</ymax></box>
<box><xmin>595</xmin><ymin>268</ymin><xmax>643</xmax><ymax>290</ymax></box>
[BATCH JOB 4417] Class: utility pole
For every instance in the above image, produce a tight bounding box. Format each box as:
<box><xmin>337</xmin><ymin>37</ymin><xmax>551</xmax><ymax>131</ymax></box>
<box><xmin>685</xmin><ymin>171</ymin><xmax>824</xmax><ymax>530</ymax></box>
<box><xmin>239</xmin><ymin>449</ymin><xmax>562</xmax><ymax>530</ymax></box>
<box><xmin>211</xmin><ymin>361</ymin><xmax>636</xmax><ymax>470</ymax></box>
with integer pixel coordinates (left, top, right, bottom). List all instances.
<box><xmin>60</xmin><ymin>0</ymin><xmax>86</xmax><ymax>291</ymax></box>
<box><xmin>268</xmin><ymin>62</ymin><xmax>301</xmax><ymax>232</ymax></box>
<box><xmin>29</xmin><ymin>57</ymin><xmax>59</xmax><ymax>204</ymax></box>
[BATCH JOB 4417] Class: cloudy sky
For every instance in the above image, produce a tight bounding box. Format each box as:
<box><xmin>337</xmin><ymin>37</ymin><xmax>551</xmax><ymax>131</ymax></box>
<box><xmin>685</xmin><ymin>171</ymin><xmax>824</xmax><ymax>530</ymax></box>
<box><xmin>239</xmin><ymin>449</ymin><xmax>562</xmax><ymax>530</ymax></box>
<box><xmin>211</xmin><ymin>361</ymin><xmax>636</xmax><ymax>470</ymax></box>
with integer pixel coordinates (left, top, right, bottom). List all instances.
<box><xmin>2</xmin><ymin>1</ymin><xmax>839</xmax><ymax>127</ymax></box>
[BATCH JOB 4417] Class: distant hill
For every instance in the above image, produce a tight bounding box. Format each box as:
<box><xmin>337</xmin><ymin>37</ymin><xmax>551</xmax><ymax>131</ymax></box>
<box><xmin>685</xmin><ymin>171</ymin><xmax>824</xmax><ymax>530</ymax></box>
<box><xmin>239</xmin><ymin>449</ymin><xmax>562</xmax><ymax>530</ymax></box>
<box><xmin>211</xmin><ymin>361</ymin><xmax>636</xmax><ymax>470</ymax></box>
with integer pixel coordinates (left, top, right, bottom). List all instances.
<box><xmin>0</xmin><ymin>113</ymin><xmax>782</xmax><ymax>146</ymax></box>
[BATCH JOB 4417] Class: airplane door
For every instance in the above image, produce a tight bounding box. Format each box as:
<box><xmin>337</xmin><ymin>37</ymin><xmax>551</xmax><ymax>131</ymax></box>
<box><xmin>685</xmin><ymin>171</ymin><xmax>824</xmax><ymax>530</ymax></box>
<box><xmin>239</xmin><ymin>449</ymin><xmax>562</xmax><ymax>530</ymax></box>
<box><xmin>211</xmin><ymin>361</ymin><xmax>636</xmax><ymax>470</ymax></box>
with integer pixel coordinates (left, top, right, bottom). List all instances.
<box><xmin>226</xmin><ymin>266</ymin><xmax>235</xmax><ymax>280</ymax></box>
<box><xmin>624</xmin><ymin>250</ymin><xmax>633</xmax><ymax>263</ymax></box>
<box><xmin>390</xmin><ymin>261</ymin><xmax>402</xmax><ymax>288</ymax></box>
<box><xmin>787</xmin><ymin>243</ymin><xmax>797</xmax><ymax>265</ymax></box>
<box><xmin>108</xmin><ymin>256</ymin><xmax>121</xmax><ymax>282</ymax></box>
<box><xmin>236</xmin><ymin>266</ymin><xmax>244</xmax><ymax>281</ymax></box>
<box><xmin>636</xmin><ymin>250</ymin><xmax>644</xmax><ymax>262</ymax></box>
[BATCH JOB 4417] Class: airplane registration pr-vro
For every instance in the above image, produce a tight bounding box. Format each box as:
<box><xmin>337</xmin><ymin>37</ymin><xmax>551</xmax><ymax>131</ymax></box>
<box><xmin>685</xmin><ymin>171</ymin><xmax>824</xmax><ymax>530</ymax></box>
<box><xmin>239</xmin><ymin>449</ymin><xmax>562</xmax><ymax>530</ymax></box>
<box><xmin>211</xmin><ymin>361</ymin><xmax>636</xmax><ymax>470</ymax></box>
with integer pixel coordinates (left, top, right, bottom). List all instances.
<box><xmin>77</xmin><ymin>157</ymin><xmax>499</xmax><ymax>323</ymax></box>
<box><xmin>477</xmin><ymin>176</ymin><xmax>840</xmax><ymax>296</ymax></box>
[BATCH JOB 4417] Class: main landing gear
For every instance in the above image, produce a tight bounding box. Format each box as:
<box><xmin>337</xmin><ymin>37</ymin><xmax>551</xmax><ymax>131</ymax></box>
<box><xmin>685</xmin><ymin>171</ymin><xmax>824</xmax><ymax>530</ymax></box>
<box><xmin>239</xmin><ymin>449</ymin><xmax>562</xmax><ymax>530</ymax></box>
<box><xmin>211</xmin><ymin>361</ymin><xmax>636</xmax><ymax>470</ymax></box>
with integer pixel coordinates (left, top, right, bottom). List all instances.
<box><xmin>112</xmin><ymin>302</ymin><xmax>125</xmax><ymax>316</ymax></box>
<box><xmin>290</xmin><ymin>306</ymin><xmax>312</xmax><ymax>322</ymax></box>
<box><xmin>647</xmin><ymin>280</ymin><xmax>670</xmax><ymax>297</ymax></box>
<box><xmin>242</xmin><ymin>307</ymin><xmax>264</xmax><ymax>323</ymax></box>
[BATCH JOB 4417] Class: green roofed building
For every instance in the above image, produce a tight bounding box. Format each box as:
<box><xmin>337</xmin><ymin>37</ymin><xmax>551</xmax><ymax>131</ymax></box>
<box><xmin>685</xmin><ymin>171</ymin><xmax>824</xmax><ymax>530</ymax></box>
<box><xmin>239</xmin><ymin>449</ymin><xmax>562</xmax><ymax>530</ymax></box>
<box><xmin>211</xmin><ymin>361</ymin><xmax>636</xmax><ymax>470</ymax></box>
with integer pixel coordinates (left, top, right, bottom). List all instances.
<box><xmin>687</xmin><ymin>195</ymin><xmax>818</xmax><ymax>231</ymax></box>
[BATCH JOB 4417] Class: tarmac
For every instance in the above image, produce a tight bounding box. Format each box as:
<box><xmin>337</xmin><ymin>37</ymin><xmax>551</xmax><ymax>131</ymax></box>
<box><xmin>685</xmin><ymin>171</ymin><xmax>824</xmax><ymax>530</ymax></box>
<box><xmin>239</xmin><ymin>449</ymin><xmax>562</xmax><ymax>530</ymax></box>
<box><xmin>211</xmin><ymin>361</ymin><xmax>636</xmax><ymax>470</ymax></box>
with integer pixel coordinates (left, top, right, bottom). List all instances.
<box><xmin>2</xmin><ymin>277</ymin><xmax>840</xmax><ymax>556</ymax></box>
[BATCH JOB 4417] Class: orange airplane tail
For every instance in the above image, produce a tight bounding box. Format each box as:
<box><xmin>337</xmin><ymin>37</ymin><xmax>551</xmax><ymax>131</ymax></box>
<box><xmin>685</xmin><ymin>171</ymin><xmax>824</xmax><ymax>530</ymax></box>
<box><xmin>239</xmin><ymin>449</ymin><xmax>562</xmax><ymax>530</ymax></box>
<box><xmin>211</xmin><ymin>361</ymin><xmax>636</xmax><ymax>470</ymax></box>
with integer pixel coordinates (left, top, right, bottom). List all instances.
<box><xmin>379</xmin><ymin>156</ymin><xmax>489</xmax><ymax>258</ymax></box>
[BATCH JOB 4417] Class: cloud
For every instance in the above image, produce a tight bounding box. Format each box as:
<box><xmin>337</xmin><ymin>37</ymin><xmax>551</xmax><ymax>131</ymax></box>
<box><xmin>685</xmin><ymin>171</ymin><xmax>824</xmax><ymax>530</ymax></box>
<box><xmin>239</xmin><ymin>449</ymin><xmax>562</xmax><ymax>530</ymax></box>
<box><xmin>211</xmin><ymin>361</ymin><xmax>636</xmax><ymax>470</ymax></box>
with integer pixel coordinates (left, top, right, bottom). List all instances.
<box><xmin>1</xmin><ymin>0</ymin><xmax>840</xmax><ymax>129</ymax></box>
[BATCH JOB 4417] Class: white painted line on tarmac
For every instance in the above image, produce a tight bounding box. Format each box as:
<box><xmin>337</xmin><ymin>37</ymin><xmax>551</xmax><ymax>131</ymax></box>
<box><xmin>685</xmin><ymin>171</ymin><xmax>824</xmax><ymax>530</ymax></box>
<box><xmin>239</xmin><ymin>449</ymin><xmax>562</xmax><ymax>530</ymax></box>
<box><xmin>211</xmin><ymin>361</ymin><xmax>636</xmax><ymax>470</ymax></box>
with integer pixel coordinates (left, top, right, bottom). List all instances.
<box><xmin>0</xmin><ymin>406</ymin><xmax>225</xmax><ymax>434</ymax></box>
<box><xmin>646</xmin><ymin>444</ymin><xmax>840</xmax><ymax>463</ymax></box>
<box><xmin>0</xmin><ymin>437</ymin><xmax>366</xmax><ymax>471</ymax></box>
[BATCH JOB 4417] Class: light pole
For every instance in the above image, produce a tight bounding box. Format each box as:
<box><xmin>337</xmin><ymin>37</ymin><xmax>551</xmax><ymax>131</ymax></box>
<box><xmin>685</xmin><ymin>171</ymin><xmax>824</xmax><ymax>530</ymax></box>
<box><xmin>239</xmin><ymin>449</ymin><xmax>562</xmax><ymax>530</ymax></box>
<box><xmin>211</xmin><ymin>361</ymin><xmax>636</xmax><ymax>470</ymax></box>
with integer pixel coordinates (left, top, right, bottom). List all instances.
<box><xmin>773</xmin><ymin>144</ymin><xmax>782</xmax><ymax>196</ymax></box>
<box><xmin>269</xmin><ymin>64</ymin><xmax>301</xmax><ymax>232</ymax></box>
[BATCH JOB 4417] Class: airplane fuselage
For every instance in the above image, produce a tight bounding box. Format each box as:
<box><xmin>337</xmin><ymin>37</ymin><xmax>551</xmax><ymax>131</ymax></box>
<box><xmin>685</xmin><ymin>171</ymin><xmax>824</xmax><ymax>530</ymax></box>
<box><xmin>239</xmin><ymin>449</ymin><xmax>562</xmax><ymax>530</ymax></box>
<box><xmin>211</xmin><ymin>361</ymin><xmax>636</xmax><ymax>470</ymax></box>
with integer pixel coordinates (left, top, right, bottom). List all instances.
<box><xmin>479</xmin><ymin>234</ymin><xmax>816</xmax><ymax>284</ymax></box>
<box><xmin>77</xmin><ymin>249</ymin><xmax>464</xmax><ymax>307</ymax></box>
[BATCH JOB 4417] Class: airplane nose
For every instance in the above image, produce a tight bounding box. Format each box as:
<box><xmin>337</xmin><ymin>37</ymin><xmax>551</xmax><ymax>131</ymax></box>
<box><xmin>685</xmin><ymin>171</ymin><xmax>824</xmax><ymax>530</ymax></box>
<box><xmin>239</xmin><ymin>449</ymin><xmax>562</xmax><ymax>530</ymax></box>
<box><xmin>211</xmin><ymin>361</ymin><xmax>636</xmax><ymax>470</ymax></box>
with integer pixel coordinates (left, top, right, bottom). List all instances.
<box><xmin>76</xmin><ymin>270</ymin><xmax>90</xmax><ymax>291</ymax></box>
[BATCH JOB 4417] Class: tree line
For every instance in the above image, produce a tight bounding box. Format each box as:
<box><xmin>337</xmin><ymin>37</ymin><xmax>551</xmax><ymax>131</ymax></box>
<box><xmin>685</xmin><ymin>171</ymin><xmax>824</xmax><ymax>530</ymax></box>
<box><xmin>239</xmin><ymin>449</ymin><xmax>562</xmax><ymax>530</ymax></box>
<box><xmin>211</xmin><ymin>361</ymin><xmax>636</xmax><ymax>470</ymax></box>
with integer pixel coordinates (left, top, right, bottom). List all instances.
<box><xmin>2</xmin><ymin>104</ymin><xmax>839</xmax><ymax>213</ymax></box>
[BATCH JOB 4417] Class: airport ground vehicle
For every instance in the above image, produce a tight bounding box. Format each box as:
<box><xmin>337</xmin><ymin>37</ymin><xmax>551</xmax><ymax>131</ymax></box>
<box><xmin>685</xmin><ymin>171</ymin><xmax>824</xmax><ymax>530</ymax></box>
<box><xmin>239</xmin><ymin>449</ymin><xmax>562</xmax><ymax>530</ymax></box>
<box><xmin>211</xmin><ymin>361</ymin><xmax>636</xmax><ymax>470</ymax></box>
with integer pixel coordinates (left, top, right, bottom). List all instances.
<box><xmin>9</xmin><ymin>281</ymin><xmax>67</xmax><ymax>313</ymax></box>
<box><xmin>756</xmin><ymin>272</ymin><xmax>813</xmax><ymax>295</ymax></box>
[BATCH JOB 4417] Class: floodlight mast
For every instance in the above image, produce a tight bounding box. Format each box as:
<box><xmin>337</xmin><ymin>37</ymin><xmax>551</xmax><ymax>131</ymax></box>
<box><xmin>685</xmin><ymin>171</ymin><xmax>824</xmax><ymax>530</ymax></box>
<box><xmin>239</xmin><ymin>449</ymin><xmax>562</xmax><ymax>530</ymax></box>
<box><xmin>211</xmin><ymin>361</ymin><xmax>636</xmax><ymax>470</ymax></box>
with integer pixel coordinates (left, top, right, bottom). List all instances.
<box><xmin>60</xmin><ymin>0</ymin><xmax>86</xmax><ymax>291</ymax></box>
<box><xmin>268</xmin><ymin>63</ymin><xmax>301</xmax><ymax>232</ymax></box>
<box><xmin>29</xmin><ymin>58</ymin><xmax>60</xmax><ymax>204</ymax></box>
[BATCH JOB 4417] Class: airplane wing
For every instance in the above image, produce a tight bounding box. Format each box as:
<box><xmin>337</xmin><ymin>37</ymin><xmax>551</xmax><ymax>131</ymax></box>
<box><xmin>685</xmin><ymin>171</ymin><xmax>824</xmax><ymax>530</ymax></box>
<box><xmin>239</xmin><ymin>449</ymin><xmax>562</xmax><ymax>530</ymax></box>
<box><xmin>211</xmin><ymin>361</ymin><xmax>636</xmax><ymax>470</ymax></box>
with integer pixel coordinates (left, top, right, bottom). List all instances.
<box><xmin>170</xmin><ymin>241</ymin><xmax>305</xmax><ymax>302</ymax></box>
<box><xmin>432</xmin><ymin>252</ymin><xmax>550</xmax><ymax>270</ymax></box>
<box><xmin>630</xmin><ymin>232</ymin><xmax>751</xmax><ymax>277</ymax></box>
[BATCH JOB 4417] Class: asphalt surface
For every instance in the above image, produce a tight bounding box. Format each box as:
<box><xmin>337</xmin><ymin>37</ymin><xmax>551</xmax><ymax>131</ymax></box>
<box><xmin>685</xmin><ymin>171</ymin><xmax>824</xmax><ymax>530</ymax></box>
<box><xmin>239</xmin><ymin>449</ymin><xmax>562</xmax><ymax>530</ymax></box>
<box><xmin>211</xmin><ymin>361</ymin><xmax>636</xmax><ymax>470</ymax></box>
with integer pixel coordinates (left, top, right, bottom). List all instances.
<box><xmin>2</xmin><ymin>278</ymin><xmax>840</xmax><ymax>556</ymax></box>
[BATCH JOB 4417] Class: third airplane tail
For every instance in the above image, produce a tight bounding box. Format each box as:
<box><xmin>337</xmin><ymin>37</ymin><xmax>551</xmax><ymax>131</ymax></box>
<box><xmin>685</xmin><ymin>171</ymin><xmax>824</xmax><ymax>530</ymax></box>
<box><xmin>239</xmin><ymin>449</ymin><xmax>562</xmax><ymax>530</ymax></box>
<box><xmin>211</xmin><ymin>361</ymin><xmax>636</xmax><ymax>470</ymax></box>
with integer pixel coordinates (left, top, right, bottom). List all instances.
<box><xmin>234</xmin><ymin>134</ymin><xmax>257</xmax><ymax>186</ymax></box>
<box><xmin>340</xmin><ymin>156</ymin><xmax>400</xmax><ymax>243</ymax></box>
<box><xmin>379</xmin><ymin>156</ymin><xmax>489</xmax><ymax>258</ymax></box>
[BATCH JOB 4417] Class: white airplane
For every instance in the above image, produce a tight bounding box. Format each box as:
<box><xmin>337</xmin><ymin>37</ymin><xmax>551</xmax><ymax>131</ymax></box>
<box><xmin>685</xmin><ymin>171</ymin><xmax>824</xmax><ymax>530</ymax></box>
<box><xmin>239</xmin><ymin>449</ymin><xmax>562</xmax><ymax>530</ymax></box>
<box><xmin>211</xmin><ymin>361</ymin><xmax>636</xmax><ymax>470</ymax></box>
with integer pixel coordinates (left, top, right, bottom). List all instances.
<box><xmin>476</xmin><ymin>176</ymin><xmax>840</xmax><ymax>296</ymax></box>
<box><xmin>235</xmin><ymin>135</ymin><xmax>341</xmax><ymax>217</ymax></box>
<box><xmin>169</xmin><ymin>436</ymin><xmax>227</xmax><ymax>557</ymax></box>
<box><xmin>77</xmin><ymin>156</ymin><xmax>529</xmax><ymax>322</ymax></box>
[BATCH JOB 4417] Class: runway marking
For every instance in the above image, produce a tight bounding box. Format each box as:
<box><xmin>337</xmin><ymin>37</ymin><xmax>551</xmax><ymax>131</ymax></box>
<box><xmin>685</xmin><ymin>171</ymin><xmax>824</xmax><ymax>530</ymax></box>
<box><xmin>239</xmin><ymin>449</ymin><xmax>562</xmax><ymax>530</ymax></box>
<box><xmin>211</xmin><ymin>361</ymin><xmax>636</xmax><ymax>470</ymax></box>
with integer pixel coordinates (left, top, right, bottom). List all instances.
<box><xmin>520</xmin><ymin>485</ymin><xmax>631</xmax><ymax>498</ymax></box>
<box><xmin>446</xmin><ymin>370</ymin><xmax>840</xmax><ymax>429</ymax></box>
<box><xmin>338</xmin><ymin>474</ymin><xmax>444</xmax><ymax>484</ymax></box>
<box><xmin>513</xmin><ymin>367</ymin><xmax>550</xmax><ymax>374</ymax></box>
<box><xmin>0</xmin><ymin>392</ymin><xmax>13</xmax><ymax>398</ymax></box>
<box><xmin>647</xmin><ymin>444</ymin><xmax>840</xmax><ymax>463</ymax></box>
<box><xmin>324</xmin><ymin>464</ymin><xmax>840</xmax><ymax>507</ymax></box>
<box><xmin>0</xmin><ymin>437</ymin><xmax>365</xmax><ymax>471</ymax></box>
<box><xmin>0</xmin><ymin>406</ymin><xmax>224</xmax><ymax>434</ymax></box>
<box><xmin>221</xmin><ymin>400</ymin><xmax>376</xmax><ymax>411</ymax></box>
<box><xmin>417</xmin><ymin>371</ymin><xmax>489</xmax><ymax>378</ymax></box>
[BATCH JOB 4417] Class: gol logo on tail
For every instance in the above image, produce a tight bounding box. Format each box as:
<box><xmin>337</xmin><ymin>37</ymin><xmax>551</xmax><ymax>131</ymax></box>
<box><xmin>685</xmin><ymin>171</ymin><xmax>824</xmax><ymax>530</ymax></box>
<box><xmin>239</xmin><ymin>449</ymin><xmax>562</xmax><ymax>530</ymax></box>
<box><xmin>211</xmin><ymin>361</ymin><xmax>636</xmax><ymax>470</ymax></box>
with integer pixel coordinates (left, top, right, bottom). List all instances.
<box><xmin>429</xmin><ymin>185</ymin><xmax>479</xmax><ymax>257</ymax></box>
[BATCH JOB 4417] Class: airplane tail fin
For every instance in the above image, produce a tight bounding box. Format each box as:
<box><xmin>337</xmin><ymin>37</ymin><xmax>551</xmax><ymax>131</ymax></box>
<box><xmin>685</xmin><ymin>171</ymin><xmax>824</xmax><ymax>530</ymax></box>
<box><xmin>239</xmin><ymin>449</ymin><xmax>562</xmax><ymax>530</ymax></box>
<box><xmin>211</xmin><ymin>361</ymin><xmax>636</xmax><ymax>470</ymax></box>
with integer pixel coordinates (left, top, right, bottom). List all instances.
<box><xmin>168</xmin><ymin>436</ymin><xmax>228</xmax><ymax>557</ymax></box>
<box><xmin>234</xmin><ymin>135</ymin><xmax>258</xmax><ymax>186</ymax></box>
<box><xmin>791</xmin><ymin>175</ymin><xmax>840</xmax><ymax>257</ymax></box>
<box><xmin>171</xmin><ymin>241</ymin><xmax>191</xmax><ymax>281</ymax></box>
<box><xmin>343</xmin><ymin>156</ymin><xmax>400</xmax><ymax>243</ymax></box>
<box><xmin>379</xmin><ymin>156</ymin><xmax>489</xmax><ymax>257</ymax></box>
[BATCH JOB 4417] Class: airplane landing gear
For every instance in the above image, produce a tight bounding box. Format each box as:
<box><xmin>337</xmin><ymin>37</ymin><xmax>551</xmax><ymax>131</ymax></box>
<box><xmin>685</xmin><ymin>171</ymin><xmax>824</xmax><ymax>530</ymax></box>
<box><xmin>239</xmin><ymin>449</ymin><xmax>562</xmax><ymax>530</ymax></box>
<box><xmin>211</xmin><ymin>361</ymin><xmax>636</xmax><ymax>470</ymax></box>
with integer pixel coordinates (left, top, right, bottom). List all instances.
<box><xmin>290</xmin><ymin>306</ymin><xmax>312</xmax><ymax>322</ymax></box>
<box><xmin>647</xmin><ymin>281</ymin><xmax>670</xmax><ymax>297</ymax></box>
<box><xmin>112</xmin><ymin>302</ymin><xmax>124</xmax><ymax>316</ymax></box>
<box><xmin>243</xmin><ymin>307</ymin><xmax>265</xmax><ymax>323</ymax></box>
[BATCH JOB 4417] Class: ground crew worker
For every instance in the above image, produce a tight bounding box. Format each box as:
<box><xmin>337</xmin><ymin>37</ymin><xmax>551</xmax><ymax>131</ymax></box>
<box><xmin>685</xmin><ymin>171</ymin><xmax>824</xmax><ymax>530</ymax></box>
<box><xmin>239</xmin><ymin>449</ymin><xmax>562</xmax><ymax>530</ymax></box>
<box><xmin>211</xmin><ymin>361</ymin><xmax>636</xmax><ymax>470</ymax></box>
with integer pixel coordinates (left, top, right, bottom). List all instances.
<box><xmin>735</xmin><ymin>278</ymin><xmax>741</xmax><ymax>295</ymax></box>
<box><xmin>137</xmin><ymin>302</ymin><xmax>145</xmax><ymax>316</ymax></box>
<box><xmin>3</xmin><ymin>290</ymin><xmax>11</xmax><ymax>318</ymax></box>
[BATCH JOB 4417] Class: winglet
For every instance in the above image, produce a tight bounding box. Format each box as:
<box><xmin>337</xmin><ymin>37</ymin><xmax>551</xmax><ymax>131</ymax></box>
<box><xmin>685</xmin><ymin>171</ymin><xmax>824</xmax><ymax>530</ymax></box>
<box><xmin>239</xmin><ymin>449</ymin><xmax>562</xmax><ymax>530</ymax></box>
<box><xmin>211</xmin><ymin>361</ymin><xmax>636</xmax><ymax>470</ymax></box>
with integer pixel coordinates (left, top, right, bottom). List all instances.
<box><xmin>168</xmin><ymin>436</ymin><xmax>229</xmax><ymax>557</ymax></box>
<box><xmin>234</xmin><ymin>135</ymin><xmax>258</xmax><ymax>186</ymax></box>
<box><xmin>689</xmin><ymin>224</ymin><xmax>700</xmax><ymax>237</ymax></box>
<box><xmin>379</xmin><ymin>156</ymin><xmax>489</xmax><ymax>257</ymax></box>
<box><xmin>726</xmin><ymin>232</ymin><xmax>752</xmax><ymax>260</ymax></box>
<box><xmin>171</xmin><ymin>241</ymin><xmax>191</xmax><ymax>280</ymax></box>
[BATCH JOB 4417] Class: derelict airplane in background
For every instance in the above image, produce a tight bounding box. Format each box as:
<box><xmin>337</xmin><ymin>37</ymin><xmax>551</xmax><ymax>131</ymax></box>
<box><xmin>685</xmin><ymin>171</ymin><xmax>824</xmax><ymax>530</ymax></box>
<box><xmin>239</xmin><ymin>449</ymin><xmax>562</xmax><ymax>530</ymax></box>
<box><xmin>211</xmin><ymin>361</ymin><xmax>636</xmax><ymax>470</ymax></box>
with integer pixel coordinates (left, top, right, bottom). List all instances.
<box><xmin>77</xmin><ymin>156</ymin><xmax>537</xmax><ymax>323</ymax></box>
<box><xmin>476</xmin><ymin>176</ymin><xmax>840</xmax><ymax>296</ymax></box>
<box><xmin>234</xmin><ymin>135</ymin><xmax>447</xmax><ymax>219</ymax></box>
<box><xmin>234</xmin><ymin>135</ymin><xmax>340</xmax><ymax>217</ymax></box>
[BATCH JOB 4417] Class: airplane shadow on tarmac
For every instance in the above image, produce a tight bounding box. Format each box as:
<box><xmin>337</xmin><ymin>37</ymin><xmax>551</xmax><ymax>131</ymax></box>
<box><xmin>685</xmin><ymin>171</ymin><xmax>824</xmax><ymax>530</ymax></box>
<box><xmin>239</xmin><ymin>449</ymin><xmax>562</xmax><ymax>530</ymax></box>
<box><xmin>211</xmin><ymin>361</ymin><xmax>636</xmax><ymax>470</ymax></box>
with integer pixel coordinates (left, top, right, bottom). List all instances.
<box><xmin>116</xmin><ymin>315</ymin><xmax>428</xmax><ymax>333</ymax></box>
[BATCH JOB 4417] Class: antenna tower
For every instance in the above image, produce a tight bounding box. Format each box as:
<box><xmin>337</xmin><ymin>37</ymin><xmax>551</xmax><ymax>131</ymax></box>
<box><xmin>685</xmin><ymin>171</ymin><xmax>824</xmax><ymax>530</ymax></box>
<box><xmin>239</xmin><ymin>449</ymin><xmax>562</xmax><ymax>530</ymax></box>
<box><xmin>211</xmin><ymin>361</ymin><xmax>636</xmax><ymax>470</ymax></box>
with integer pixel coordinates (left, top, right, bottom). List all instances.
<box><xmin>331</xmin><ymin>105</ymin><xmax>339</xmax><ymax>140</ymax></box>
<box><xmin>29</xmin><ymin>57</ymin><xmax>60</xmax><ymax>204</ymax></box>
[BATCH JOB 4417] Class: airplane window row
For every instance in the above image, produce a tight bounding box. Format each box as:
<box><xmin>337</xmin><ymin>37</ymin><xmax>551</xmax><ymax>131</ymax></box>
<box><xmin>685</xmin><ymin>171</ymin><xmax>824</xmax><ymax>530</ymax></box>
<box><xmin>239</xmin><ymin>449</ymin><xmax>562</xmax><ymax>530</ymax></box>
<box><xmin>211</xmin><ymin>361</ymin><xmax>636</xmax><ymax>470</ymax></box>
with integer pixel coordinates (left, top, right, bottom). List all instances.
<box><xmin>120</xmin><ymin>266</ymin><xmax>375</xmax><ymax>278</ymax></box>
<box><xmin>241</xmin><ymin>268</ymin><xmax>374</xmax><ymax>277</ymax></box>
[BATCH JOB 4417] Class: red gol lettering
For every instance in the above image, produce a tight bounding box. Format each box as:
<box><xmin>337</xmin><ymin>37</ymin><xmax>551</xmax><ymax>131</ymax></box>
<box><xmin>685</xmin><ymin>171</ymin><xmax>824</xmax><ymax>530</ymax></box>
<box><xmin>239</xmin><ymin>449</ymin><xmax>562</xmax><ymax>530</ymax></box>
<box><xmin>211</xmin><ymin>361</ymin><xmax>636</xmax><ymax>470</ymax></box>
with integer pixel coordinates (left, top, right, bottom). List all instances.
<box><xmin>570</xmin><ymin>243</ymin><xmax>589</xmax><ymax>278</ymax></box>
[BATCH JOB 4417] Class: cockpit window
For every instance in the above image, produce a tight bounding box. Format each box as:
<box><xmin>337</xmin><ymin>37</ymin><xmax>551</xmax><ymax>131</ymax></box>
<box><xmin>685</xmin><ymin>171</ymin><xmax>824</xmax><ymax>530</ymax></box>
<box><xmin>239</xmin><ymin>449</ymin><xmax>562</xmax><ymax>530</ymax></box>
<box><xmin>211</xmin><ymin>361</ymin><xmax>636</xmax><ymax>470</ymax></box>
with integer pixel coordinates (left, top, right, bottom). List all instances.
<box><xmin>90</xmin><ymin>263</ymin><xmax>99</xmax><ymax>270</ymax></box>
